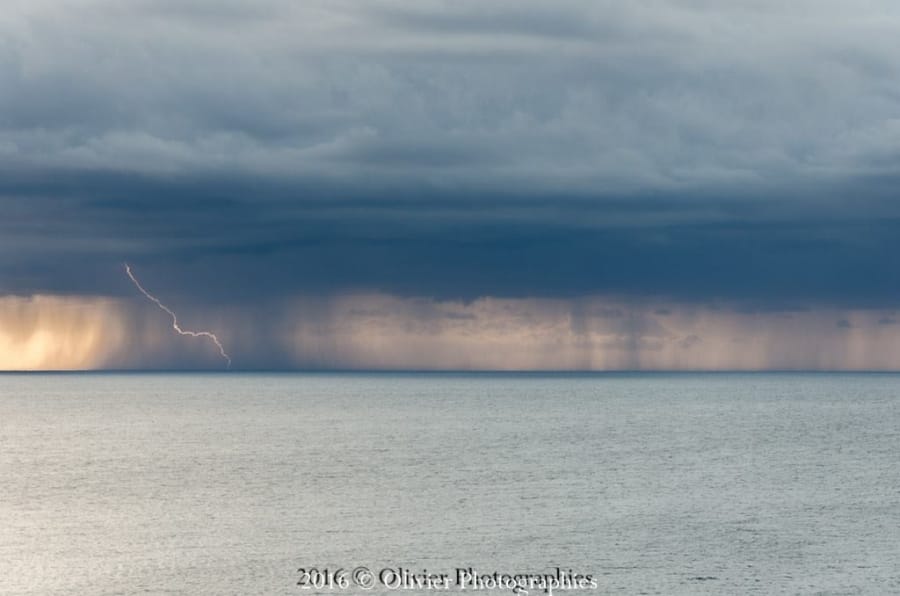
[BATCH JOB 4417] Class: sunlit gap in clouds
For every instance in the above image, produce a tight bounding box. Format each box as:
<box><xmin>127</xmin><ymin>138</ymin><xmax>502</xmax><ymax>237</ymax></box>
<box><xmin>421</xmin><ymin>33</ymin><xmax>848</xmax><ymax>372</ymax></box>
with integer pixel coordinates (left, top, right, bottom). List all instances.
<box><xmin>0</xmin><ymin>295</ymin><xmax>128</xmax><ymax>370</ymax></box>
<box><xmin>2</xmin><ymin>293</ymin><xmax>900</xmax><ymax>371</ymax></box>
<box><xmin>284</xmin><ymin>294</ymin><xmax>900</xmax><ymax>371</ymax></box>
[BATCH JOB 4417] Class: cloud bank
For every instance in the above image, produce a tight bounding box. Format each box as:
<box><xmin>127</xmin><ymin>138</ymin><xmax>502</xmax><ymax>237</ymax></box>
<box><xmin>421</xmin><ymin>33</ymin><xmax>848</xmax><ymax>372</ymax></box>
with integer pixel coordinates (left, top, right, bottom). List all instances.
<box><xmin>2</xmin><ymin>1</ymin><xmax>900</xmax><ymax>368</ymax></box>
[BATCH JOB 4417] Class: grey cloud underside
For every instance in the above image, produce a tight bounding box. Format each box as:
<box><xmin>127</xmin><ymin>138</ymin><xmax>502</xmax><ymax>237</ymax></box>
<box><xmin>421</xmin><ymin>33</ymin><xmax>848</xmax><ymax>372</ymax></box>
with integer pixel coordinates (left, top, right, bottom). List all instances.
<box><xmin>4</xmin><ymin>169</ymin><xmax>900</xmax><ymax>308</ymax></box>
<box><xmin>2</xmin><ymin>0</ymin><xmax>900</xmax><ymax>307</ymax></box>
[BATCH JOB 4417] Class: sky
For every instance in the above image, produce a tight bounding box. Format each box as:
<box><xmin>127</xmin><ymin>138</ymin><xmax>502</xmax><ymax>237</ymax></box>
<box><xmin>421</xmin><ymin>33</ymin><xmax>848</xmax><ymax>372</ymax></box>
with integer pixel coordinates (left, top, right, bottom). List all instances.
<box><xmin>3</xmin><ymin>0</ymin><xmax>900</xmax><ymax>370</ymax></box>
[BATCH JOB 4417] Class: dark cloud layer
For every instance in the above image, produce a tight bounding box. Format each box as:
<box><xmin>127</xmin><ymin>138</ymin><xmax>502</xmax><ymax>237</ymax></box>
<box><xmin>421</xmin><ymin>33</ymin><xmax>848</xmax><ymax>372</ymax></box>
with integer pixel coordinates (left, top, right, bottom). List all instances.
<box><xmin>2</xmin><ymin>0</ymin><xmax>900</xmax><ymax>310</ymax></box>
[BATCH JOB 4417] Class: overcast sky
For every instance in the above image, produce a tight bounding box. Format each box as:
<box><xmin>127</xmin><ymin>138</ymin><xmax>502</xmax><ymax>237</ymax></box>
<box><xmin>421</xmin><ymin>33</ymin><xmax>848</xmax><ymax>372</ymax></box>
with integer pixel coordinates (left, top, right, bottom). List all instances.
<box><xmin>3</xmin><ymin>0</ymin><xmax>900</xmax><ymax>369</ymax></box>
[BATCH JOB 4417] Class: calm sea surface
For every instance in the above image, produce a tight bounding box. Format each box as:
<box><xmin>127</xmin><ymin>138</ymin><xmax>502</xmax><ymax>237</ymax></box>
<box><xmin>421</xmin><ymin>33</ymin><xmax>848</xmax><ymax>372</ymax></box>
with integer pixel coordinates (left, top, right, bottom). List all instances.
<box><xmin>2</xmin><ymin>373</ymin><xmax>900</xmax><ymax>595</ymax></box>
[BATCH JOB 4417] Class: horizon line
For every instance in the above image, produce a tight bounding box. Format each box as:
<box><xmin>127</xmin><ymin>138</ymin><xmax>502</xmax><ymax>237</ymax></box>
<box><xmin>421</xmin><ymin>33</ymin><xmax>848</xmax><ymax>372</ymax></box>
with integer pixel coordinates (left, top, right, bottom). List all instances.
<box><xmin>4</xmin><ymin>369</ymin><xmax>900</xmax><ymax>375</ymax></box>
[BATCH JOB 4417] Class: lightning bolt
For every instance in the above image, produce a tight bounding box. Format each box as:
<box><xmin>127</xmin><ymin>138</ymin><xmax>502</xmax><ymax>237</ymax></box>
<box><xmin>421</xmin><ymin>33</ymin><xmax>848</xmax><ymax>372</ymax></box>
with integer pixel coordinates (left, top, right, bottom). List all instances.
<box><xmin>124</xmin><ymin>263</ymin><xmax>232</xmax><ymax>368</ymax></box>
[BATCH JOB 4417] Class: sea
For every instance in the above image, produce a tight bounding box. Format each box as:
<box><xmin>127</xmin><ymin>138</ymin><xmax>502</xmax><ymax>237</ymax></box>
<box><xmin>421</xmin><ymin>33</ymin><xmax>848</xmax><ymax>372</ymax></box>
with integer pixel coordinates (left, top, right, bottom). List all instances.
<box><xmin>2</xmin><ymin>372</ymin><xmax>899</xmax><ymax>595</ymax></box>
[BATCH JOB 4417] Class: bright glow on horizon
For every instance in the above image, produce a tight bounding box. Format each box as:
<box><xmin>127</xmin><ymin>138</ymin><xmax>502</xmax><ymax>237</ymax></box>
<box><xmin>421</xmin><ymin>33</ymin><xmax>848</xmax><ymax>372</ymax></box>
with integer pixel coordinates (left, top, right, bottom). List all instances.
<box><xmin>0</xmin><ymin>295</ymin><xmax>128</xmax><ymax>370</ymax></box>
<box><xmin>1</xmin><ymin>292</ymin><xmax>900</xmax><ymax>371</ymax></box>
<box><xmin>285</xmin><ymin>294</ymin><xmax>900</xmax><ymax>371</ymax></box>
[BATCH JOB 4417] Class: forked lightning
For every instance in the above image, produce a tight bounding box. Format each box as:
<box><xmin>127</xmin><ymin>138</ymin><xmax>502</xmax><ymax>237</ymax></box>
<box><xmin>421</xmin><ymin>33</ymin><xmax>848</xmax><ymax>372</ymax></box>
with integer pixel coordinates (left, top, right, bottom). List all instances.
<box><xmin>124</xmin><ymin>263</ymin><xmax>232</xmax><ymax>368</ymax></box>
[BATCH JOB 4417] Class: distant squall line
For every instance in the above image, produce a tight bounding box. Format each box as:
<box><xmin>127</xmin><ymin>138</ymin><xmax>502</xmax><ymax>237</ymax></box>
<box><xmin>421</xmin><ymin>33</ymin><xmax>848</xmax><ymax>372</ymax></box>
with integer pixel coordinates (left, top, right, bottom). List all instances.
<box><xmin>124</xmin><ymin>263</ymin><xmax>232</xmax><ymax>368</ymax></box>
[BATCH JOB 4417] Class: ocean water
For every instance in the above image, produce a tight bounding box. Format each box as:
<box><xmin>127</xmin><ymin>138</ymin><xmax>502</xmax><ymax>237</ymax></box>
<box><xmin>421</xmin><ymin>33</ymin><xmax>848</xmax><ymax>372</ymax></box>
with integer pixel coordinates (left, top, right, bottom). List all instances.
<box><xmin>2</xmin><ymin>373</ymin><xmax>900</xmax><ymax>595</ymax></box>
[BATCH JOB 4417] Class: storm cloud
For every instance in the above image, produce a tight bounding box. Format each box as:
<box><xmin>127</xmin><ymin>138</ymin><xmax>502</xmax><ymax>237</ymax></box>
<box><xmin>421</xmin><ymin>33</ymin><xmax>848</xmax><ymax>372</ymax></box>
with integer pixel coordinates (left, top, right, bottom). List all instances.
<box><xmin>2</xmin><ymin>1</ymin><xmax>900</xmax><ymax>368</ymax></box>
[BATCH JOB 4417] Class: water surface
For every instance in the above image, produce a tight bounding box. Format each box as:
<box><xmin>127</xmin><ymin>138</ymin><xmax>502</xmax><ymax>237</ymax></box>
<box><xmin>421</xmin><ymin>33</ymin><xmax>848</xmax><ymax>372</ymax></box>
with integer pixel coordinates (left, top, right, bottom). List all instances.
<box><xmin>2</xmin><ymin>373</ymin><xmax>899</xmax><ymax>594</ymax></box>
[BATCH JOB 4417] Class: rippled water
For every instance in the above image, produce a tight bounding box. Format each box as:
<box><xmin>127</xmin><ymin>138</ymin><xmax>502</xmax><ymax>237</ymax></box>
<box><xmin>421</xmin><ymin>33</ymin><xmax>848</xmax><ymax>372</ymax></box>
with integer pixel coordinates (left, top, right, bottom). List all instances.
<box><xmin>2</xmin><ymin>373</ymin><xmax>900</xmax><ymax>595</ymax></box>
